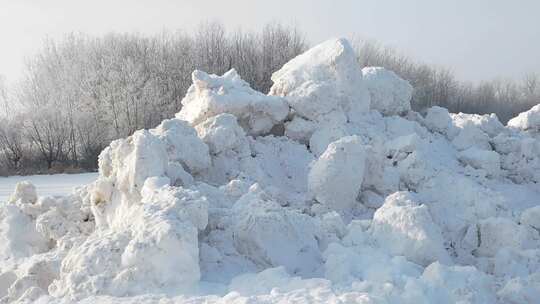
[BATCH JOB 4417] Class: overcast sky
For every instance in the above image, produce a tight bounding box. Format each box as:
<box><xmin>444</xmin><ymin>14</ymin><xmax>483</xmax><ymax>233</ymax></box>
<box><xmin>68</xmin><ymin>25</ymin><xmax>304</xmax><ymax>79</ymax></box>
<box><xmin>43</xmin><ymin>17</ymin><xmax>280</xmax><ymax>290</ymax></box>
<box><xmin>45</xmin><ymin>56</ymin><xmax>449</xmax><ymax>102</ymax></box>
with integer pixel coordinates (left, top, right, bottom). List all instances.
<box><xmin>1</xmin><ymin>0</ymin><xmax>539</xmax><ymax>84</ymax></box>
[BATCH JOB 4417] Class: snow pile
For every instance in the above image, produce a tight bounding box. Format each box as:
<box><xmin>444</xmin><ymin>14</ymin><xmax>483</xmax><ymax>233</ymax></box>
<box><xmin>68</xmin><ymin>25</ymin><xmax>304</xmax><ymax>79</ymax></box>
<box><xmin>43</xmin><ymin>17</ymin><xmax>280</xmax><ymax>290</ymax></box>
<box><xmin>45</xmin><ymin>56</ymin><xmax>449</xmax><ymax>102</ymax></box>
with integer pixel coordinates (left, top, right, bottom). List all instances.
<box><xmin>0</xmin><ymin>38</ymin><xmax>539</xmax><ymax>303</ymax></box>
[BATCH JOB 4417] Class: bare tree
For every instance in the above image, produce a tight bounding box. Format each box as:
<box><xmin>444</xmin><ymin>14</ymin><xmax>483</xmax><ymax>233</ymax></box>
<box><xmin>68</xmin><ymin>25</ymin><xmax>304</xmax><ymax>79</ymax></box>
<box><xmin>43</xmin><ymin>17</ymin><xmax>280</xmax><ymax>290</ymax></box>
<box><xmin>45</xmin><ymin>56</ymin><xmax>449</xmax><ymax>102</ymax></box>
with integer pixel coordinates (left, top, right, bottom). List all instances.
<box><xmin>24</xmin><ymin>107</ymin><xmax>70</xmax><ymax>170</ymax></box>
<box><xmin>523</xmin><ymin>73</ymin><xmax>539</xmax><ymax>103</ymax></box>
<box><xmin>0</xmin><ymin>116</ymin><xmax>25</xmax><ymax>170</ymax></box>
<box><xmin>0</xmin><ymin>75</ymin><xmax>9</xmax><ymax>117</ymax></box>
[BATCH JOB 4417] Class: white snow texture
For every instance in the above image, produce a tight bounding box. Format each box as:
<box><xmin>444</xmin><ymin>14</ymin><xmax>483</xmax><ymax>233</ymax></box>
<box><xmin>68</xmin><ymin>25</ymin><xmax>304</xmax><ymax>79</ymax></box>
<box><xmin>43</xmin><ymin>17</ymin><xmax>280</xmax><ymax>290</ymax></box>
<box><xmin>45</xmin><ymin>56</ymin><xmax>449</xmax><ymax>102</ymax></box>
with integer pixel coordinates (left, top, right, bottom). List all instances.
<box><xmin>1</xmin><ymin>38</ymin><xmax>539</xmax><ymax>304</ymax></box>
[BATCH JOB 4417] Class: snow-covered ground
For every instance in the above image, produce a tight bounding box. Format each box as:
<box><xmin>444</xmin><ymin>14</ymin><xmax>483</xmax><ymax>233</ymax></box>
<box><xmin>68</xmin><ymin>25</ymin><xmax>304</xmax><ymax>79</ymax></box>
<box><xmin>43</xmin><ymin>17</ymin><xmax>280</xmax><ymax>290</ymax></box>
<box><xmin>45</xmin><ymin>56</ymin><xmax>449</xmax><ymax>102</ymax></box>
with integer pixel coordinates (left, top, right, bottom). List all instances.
<box><xmin>1</xmin><ymin>38</ymin><xmax>540</xmax><ymax>303</ymax></box>
<box><xmin>0</xmin><ymin>173</ymin><xmax>98</xmax><ymax>202</ymax></box>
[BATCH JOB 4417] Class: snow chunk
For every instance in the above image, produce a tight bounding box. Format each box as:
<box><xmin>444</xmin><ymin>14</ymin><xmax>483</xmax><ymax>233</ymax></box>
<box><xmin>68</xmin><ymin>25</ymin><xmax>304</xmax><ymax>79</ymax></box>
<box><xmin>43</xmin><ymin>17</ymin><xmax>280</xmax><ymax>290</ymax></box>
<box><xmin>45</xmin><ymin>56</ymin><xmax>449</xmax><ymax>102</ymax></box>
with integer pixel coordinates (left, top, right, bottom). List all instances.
<box><xmin>228</xmin><ymin>266</ymin><xmax>326</xmax><ymax>296</ymax></box>
<box><xmin>324</xmin><ymin>242</ymin><xmax>422</xmax><ymax>286</ymax></box>
<box><xmin>362</xmin><ymin>67</ymin><xmax>412</xmax><ymax>116</ymax></box>
<box><xmin>244</xmin><ymin>136</ymin><xmax>314</xmax><ymax>203</ymax></box>
<box><xmin>493</xmin><ymin>134</ymin><xmax>540</xmax><ymax>183</ymax></box>
<box><xmin>270</xmin><ymin>38</ymin><xmax>370</xmax><ymax>123</ymax></box>
<box><xmin>177</xmin><ymin>69</ymin><xmax>289</xmax><ymax>135</ymax></box>
<box><xmin>371</xmin><ymin>192</ymin><xmax>451</xmax><ymax>266</ymax></box>
<box><xmin>451</xmin><ymin>125</ymin><xmax>491</xmax><ymax>151</ymax></box>
<box><xmin>360</xmin><ymin>190</ymin><xmax>385</xmax><ymax>209</ymax></box>
<box><xmin>424</xmin><ymin>106</ymin><xmax>452</xmax><ymax>134</ymax></box>
<box><xmin>386</xmin><ymin>133</ymin><xmax>420</xmax><ymax>156</ymax></box>
<box><xmin>493</xmin><ymin>248</ymin><xmax>540</xmax><ymax>278</ymax></box>
<box><xmin>151</xmin><ymin>118</ymin><xmax>210</xmax><ymax>173</ymax></box>
<box><xmin>404</xmin><ymin>262</ymin><xmax>496</xmax><ymax>304</ymax></box>
<box><xmin>521</xmin><ymin>206</ymin><xmax>540</xmax><ymax>230</ymax></box>
<box><xmin>498</xmin><ymin>273</ymin><xmax>540</xmax><ymax>304</ymax></box>
<box><xmin>284</xmin><ymin>116</ymin><xmax>317</xmax><ymax>144</ymax></box>
<box><xmin>476</xmin><ymin>217</ymin><xmax>527</xmax><ymax>257</ymax></box>
<box><xmin>507</xmin><ymin>104</ymin><xmax>540</xmax><ymax>132</ymax></box>
<box><xmin>451</xmin><ymin>112</ymin><xmax>504</xmax><ymax>137</ymax></box>
<box><xmin>97</xmin><ymin>130</ymin><xmax>168</xmax><ymax>196</ymax></box>
<box><xmin>0</xmin><ymin>205</ymin><xmax>47</xmax><ymax>258</ymax></box>
<box><xmin>195</xmin><ymin>113</ymin><xmax>246</xmax><ymax>154</ymax></box>
<box><xmin>8</xmin><ymin>181</ymin><xmax>37</xmax><ymax>205</ymax></box>
<box><xmin>308</xmin><ymin>136</ymin><xmax>366</xmax><ymax>212</ymax></box>
<box><xmin>308</xmin><ymin>124</ymin><xmax>349</xmax><ymax>157</ymax></box>
<box><xmin>458</xmin><ymin>147</ymin><xmax>501</xmax><ymax>177</ymax></box>
<box><xmin>232</xmin><ymin>187</ymin><xmax>323</xmax><ymax>276</ymax></box>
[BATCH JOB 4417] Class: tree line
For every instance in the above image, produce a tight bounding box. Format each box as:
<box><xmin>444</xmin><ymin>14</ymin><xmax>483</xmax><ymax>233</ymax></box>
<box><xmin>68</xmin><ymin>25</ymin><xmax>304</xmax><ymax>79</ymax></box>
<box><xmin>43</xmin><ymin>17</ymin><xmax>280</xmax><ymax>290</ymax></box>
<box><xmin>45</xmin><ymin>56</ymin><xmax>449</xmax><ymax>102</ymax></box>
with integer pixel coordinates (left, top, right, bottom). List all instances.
<box><xmin>0</xmin><ymin>23</ymin><xmax>538</xmax><ymax>175</ymax></box>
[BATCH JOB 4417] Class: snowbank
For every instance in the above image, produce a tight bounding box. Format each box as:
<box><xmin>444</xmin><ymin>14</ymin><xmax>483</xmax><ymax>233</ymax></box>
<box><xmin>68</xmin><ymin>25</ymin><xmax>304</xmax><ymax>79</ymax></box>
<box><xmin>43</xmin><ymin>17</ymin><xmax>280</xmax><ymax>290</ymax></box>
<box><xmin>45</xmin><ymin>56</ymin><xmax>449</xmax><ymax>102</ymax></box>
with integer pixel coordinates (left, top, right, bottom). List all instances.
<box><xmin>1</xmin><ymin>38</ymin><xmax>539</xmax><ymax>303</ymax></box>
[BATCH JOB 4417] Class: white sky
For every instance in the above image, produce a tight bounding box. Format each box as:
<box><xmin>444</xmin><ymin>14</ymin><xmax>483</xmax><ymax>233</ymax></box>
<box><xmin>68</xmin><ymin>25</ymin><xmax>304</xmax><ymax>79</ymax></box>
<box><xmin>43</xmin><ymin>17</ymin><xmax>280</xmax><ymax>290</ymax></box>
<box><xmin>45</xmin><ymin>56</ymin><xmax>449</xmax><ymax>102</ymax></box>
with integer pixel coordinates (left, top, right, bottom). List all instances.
<box><xmin>1</xmin><ymin>0</ymin><xmax>539</xmax><ymax>85</ymax></box>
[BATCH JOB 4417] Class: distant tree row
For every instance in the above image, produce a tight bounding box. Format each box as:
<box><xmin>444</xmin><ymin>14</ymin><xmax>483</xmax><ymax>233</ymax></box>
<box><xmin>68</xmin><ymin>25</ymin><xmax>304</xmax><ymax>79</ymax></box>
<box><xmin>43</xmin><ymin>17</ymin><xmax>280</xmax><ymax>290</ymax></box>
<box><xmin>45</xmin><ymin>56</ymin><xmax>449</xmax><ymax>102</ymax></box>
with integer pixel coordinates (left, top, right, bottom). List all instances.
<box><xmin>0</xmin><ymin>23</ymin><xmax>538</xmax><ymax>175</ymax></box>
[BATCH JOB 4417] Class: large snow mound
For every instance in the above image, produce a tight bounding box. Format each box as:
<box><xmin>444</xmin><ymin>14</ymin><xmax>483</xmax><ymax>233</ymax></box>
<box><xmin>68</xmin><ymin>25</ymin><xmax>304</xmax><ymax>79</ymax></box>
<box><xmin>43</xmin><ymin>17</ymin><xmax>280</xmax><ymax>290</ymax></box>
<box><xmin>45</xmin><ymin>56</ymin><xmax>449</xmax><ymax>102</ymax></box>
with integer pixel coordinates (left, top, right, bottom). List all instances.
<box><xmin>1</xmin><ymin>38</ymin><xmax>539</xmax><ymax>303</ymax></box>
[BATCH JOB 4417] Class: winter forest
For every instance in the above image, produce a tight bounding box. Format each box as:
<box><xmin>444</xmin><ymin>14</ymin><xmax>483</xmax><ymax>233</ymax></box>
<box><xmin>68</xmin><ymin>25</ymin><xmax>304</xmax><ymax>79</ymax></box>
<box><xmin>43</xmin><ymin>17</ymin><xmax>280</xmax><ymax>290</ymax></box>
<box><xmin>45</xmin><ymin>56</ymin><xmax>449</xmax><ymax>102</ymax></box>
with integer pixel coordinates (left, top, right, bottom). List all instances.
<box><xmin>1</xmin><ymin>22</ymin><xmax>539</xmax><ymax>175</ymax></box>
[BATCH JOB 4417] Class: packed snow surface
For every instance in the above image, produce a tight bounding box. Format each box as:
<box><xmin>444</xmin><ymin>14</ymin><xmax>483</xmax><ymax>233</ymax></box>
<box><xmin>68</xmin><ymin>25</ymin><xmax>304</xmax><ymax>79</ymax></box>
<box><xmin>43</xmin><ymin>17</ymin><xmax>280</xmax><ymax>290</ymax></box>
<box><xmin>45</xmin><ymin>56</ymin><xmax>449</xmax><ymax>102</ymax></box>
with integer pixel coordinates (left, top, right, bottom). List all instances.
<box><xmin>1</xmin><ymin>38</ymin><xmax>539</xmax><ymax>303</ymax></box>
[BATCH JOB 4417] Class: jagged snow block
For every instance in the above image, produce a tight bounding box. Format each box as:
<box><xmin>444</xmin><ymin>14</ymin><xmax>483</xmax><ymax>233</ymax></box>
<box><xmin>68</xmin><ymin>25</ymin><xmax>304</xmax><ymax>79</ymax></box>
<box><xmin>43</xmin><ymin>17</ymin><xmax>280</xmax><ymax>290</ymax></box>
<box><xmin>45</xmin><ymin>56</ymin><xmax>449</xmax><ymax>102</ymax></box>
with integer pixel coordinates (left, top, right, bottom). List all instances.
<box><xmin>451</xmin><ymin>112</ymin><xmax>504</xmax><ymax>137</ymax></box>
<box><xmin>308</xmin><ymin>124</ymin><xmax>349</xmax><ymax>157</ymax></box>
<box><xmin>362</xmin><ymin>67</ymin><xmax>412</xmax><ymax>116</ymax></box>
<box><xmin>404</xmin><ymin>262</ymin><xmax>497</xmax><ymax>303</ymax></box>
<box><xmin>244</xmin><ymin>136</ymin><xmax>314</xmax><ymax>201</ymax></box>
<box><xmin>0</xmin><ymin>204</ymin><xmax>47</xmax><ymax>258</ymax></box>
<box><xmin>308</xmin><ymin>136</ymin><xmax>366</xmax><ymax>212</ymax></box>
<box><xmin>451</xmin><ymin>125</ymin><xmax>491</xmax><ymax>151</ymax></box>
<box><xmin>151</xmin><ymin>118</ymin><xmax>210</xmax><ymax>173</ymax></box>
<box><xmin>228</xmin><ymin>266</ymin><xmax>316</xmax><ymax>296</ymax></box>
<box><xmin>492</xmin><ymin>132</ymin><xmax>522</xmax><ymax>155</ymax></box>
<box><xmin>96</xmin><ymin>130</ymin><xmax>169</xmax><ymax>197</ymax></box>
<box><xmin>195</xmin><ymin>113</ymin><xmax>246</xmax><ymax>154</ymax></box>
<box><xmin>458</xmin><ymin>147</ymin><xmax>501</xmax><ymax>177</ymax></box>
<box><xmin>177</xmin><ymin>69</ymin><xmax>289</xmax><ymax>135</ymax></box>
<box><xmin>270</xmin><ymin>38</ymin><xmax>370</xmax><ymax>123</ymax></box>
<box><xmin>232</xmin><ymin>187</ymin><xmax>323</xmax><ymax>276</ymax></box>
<box><xmin>476</xmin><ymin>217</ymin><xmax>527</xmax><ymax>257</ymax></box>
<box><xmin>323</xmin><ymin>241</ymin><xmax>423</xmax><ymax>285</ymax></box>
<box><xmin>521</xmin><ymin>206</ymin><xmax>540</xmax><ymax>230</ymax></box>
<box><xmin>493</xmin><ymin>248</ymin><xmax>540</xmax><ymax>277</ymax></box>
<box><xmin>507</xmin><ymin>104</ymin><xmax>540</xmax><ymax>132</ymax></box>
<box><xmin>424</xmin><ymin>106</ymin><xmax>452</xmax><ymax>135</ymax></box>
<box><xmin>385</xmin><ymin>133</ymin><xmax>421</xmax><ymax>156</ymax></box>
<box><xmin>8</xmin><ymin>181</ymin><xmax>37</xmax><ymax>205</ymax></box>
<box><xmin>492</xmin><ymin>133</ymin><xmax>540</xmax><ymax>183</ymax></box>
<box><xmin>498</xmin><ymin>273</ymin><xmax>540</xmax><ymax>304</ymax></box>
<box><xmin>284</xmin><ymin>116</ymin><xmax>317</xmax><ymax>144</ymax></box>
<box><xmin>370</xmin><ymin>192</ymin><xmax>451</xmax><ymax>266</ymax></box>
